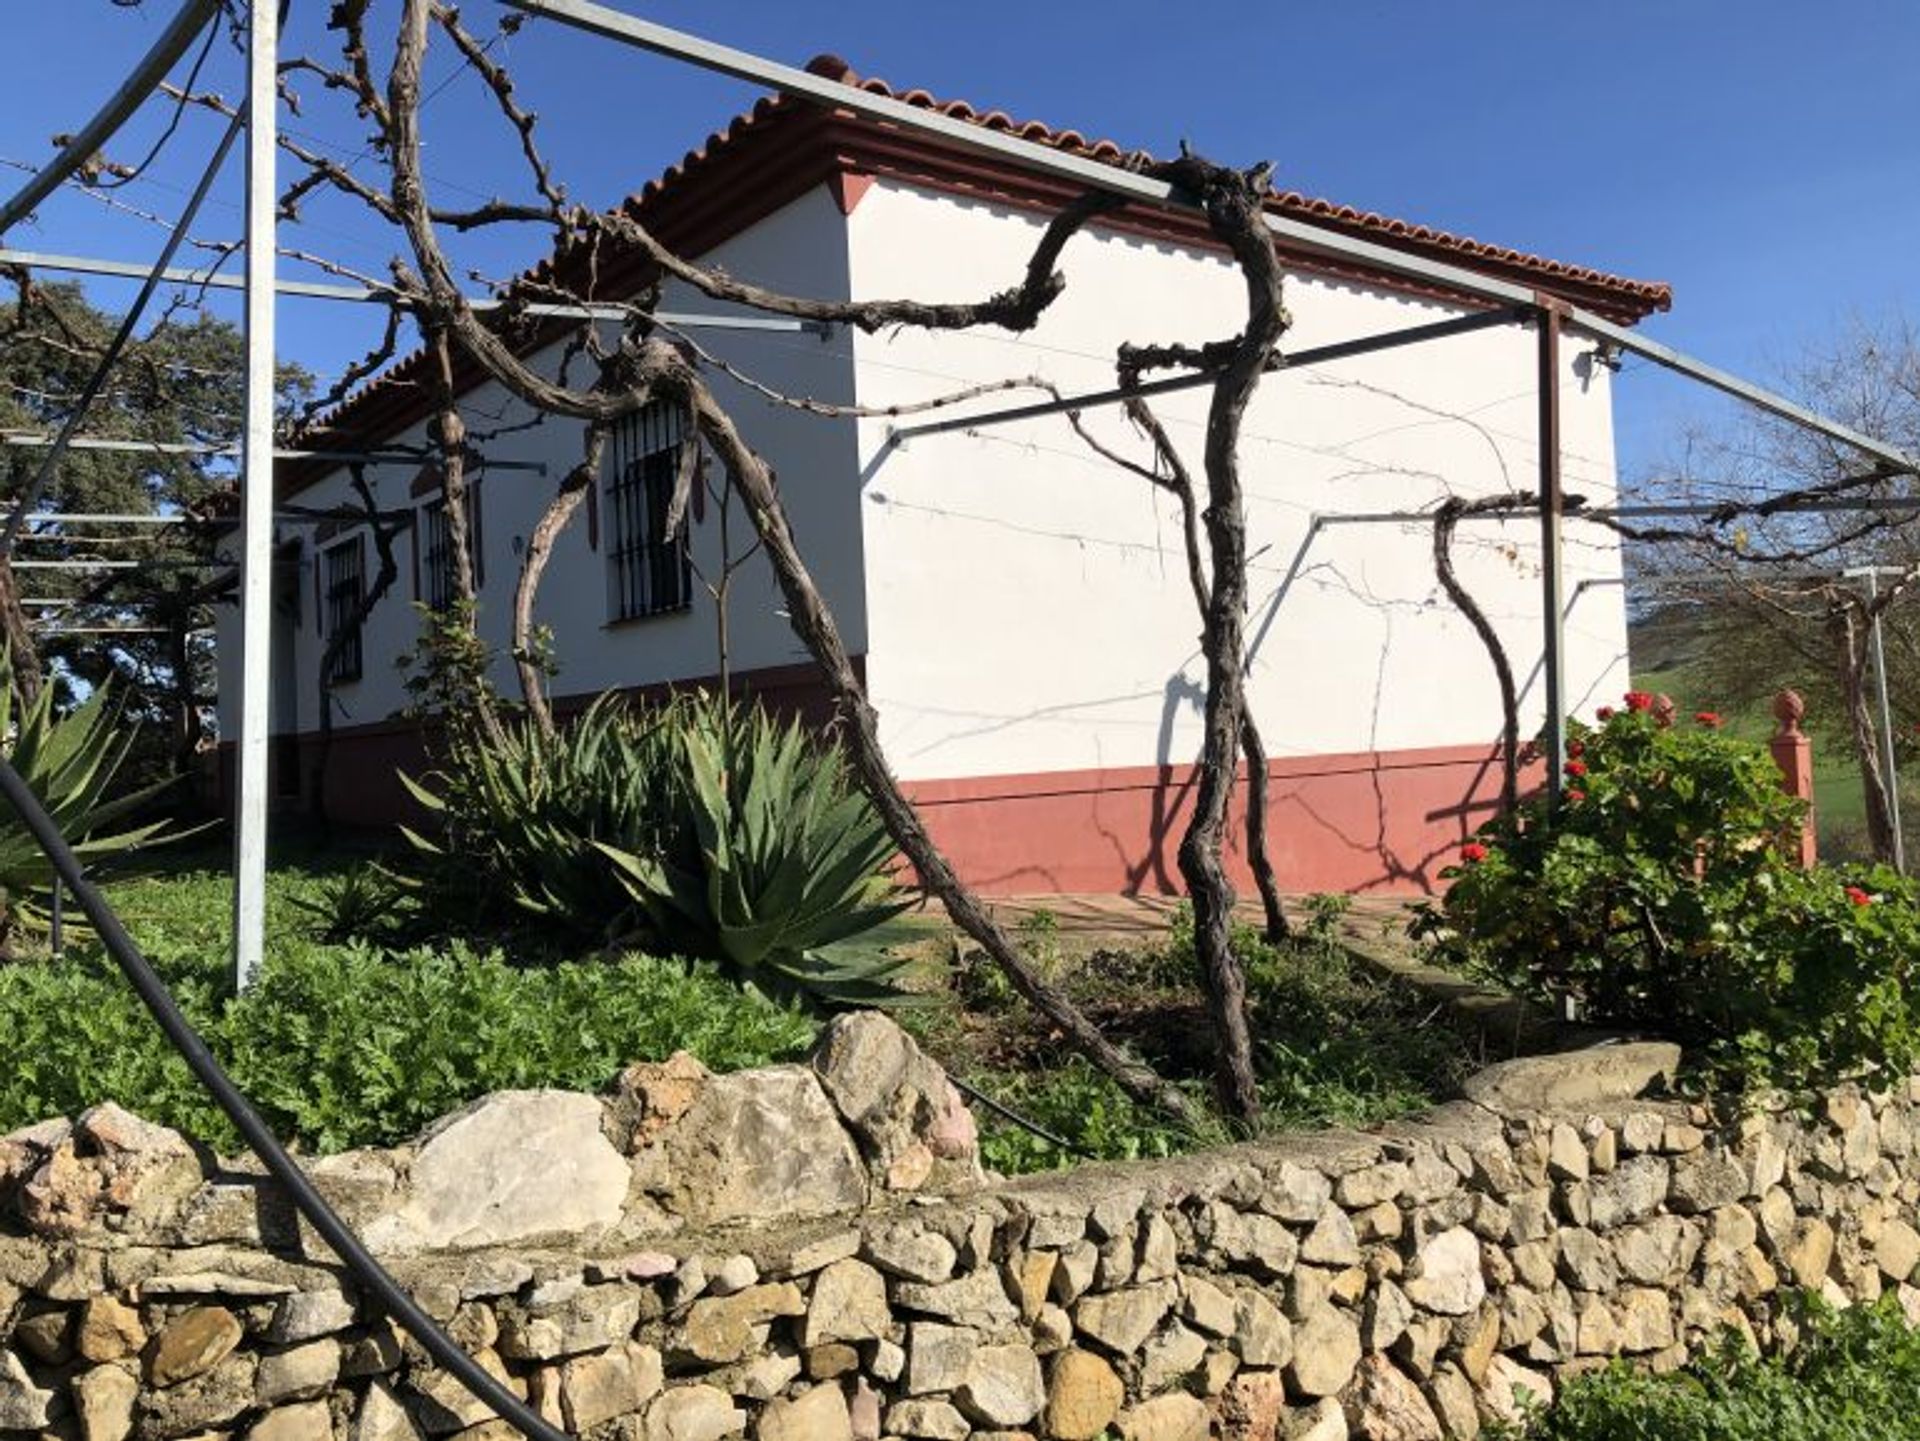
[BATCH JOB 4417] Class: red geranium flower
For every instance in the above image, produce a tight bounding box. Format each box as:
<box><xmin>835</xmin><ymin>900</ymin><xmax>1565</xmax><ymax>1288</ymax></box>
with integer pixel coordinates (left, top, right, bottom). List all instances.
<box><xmin>1460</xmin><ymin>842</ymin><xmax>1489</xmax><ymax>863</ymax></box>
<box><xmin>1565</xmin><ymin>789</ymin><xmax>1587</xmax><ymax>803</ymax></box>
<box><xmin>1695</xmin><ymin>711</ymin><xmax>1724</xmax><ymax>728</ymax></box>
<box><xmin>1565</xmin><ymin>759</ymin><xmax>1588</xmax><ymax>778</ymax></box>
<box><xmin>1624</xmin><ymin>691</ymin><xmax>1654</xmax><ymax>713</ymax></box>
<box><xmin>1596</xmin><ymin>706</ymin><xmax>1616</xmax><ymax>721</ymax></box>
<box><xmin>1568</xmin><ymin>739</ymin><xmax>1585</xmax><ymax>758</ymax></box>
<box><xmin>1846</xmin><ymin>885</ymin><xmax>1874</xmax><ymax>906</ymax></box>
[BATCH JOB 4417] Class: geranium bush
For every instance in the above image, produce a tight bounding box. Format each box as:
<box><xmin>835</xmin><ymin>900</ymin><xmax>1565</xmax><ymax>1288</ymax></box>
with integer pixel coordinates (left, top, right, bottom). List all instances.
<box><xmin>1414</xmin><ymin>693</ymin><xmax>1920</xmax><ymax>1093</ymax></box>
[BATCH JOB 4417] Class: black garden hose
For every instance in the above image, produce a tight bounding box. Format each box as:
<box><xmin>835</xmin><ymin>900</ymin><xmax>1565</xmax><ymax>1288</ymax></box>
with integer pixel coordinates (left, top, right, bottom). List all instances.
<box><xmin>0</xmin><ymin>756</ymin><xmax>575</xmax><ymax>1441</ymax></box>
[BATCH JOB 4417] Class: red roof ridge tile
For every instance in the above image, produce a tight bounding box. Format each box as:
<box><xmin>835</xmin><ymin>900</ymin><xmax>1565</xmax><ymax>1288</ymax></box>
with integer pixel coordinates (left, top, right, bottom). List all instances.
<box><xmin>290</xmin><ymin>49</ymin><xmax>1669</xmax><ymax>457</ymax></box>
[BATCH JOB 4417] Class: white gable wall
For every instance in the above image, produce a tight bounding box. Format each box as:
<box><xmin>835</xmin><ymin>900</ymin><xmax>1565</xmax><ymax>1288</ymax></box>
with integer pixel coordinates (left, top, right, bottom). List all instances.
<box><xmin>216</xmin><ymin>184</ymin><xmax>862</xmax><ymax>748</ymax></box>
<box><xmin>845</xmin><ymin>179</ymin><xmax>1629</xmax><ymax>784</ymax></box>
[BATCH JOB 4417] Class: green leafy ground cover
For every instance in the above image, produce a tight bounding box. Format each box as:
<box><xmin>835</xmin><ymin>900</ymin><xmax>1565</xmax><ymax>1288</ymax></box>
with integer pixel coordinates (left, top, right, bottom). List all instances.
<box><xmin>1495</xmin><ymin>1294</ymin><xmax>1920</xmax><ymax>1441</ymax></box>
<box><xmin>0</xmin><ymin>854</ymin><xmax>1472</xmax><ymax>1174</ymax></box>
<box><xmin>0</xmin><ymin>857</ymin><xmax>815</xmax><ymax>1154</ymax></box>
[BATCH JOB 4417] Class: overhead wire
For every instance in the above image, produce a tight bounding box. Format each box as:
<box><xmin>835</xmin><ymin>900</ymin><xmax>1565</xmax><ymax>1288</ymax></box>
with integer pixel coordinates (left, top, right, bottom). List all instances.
<box><xmin>1</xmin><ymin>98</ymin><xmax>248</xmax><ymax>559</ymax></box>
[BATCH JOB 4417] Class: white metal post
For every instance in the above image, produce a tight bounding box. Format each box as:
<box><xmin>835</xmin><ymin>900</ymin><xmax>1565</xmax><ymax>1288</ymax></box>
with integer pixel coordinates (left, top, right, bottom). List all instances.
<box><xmin>232</xmin><ymin>0</ymin><xmax>278</xmax><ymax>990</ymax></box>
<box><xmin>1857</xmin><ymin>566</ymin><xmax>1906</xmax><ymax>873</ymax></box>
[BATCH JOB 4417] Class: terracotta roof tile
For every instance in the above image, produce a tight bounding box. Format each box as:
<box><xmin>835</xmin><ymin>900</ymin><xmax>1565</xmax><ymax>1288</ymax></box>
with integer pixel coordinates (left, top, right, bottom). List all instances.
<box><xmin>293</xmin><ymin>51</ymin><xmax>1668</xmax><ymax>454</ymax></box>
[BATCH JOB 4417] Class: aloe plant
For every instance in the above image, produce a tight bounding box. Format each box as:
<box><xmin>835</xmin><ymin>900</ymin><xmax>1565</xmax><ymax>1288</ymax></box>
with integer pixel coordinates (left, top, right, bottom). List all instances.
<box><xmin>0</xmin><ymin>657</ymin><xmax>183</xmax><ymax>948</ymax></box>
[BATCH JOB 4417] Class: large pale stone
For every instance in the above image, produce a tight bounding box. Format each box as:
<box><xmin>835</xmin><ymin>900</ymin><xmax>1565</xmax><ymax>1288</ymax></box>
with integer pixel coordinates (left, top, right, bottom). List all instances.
<box><xmin>1341</xmin><ymin>1354</ymin><xmax>1441</xmax><ymax>1441</ymax></box>
<box><xmin>369</xmin><ymin>1091</ymin><xmax>628</xmax><ymax>1253</ymax></box>
<box><xmin>1586</xmin><ymin>1156</ymin><xmax>1670</xmax><ymax>1230</ymax></box>
<box><xmin>1287</xmin><ymin>1306</ymin><xmax>1362</xmax><ymax>1398</ymax></box>
<box><xmin>957</xmin><ymin>1343</ymin><xmax>1045</xmax><ymax>1426</ymax></box>
<box><xmin>1425</xmin><ymin>1363</ymin><xmax>1480</xmax><ymax>1440</ymax></box>
<box><xmin>1044</xmin><ymin>1349</ymin><xmax>1123</xmax><ymax>1441</ymax></box>
<box><xmin>1073</xmin><ymin>1282</ymin><xmax>1176</xmax><ymax>1357</ymax></box>
<box><xmin>906</xmin><ymin>1324</ymin><xmax>977</xmax><ymax>1395</ymax></box>
<box><xmin>77</xmin><ymin>1295</ymin><xmax>147</xmax><ymax>1362</ymax></box>
<box><xmin>1613</xmin><ymin>1216</ymin><xmax>1701</xmax><ymax>1286</ymax></box>
<box><xmin>1293</xmin><ymin>1397</ymin><xmax>1349</xmax><ymax>1441</ymax></box>
<box><xmin>864</xmin><ymin>1226</ymin><xmax>958</xmax><ymax>1285</ymax></box>
<box><xmin>0</xmin><ymin>1348</ymin><xmax>56</xmax><ymax>1430</ymax></box>
<box><xmin>501</xmin><ymin>1284</ymin><xmax>646</xmax><ymax>1361</ymax></box>
<box><xmin>804</xmin><ymin>1259</ymin><xmax>891</xmax><ymax>1347</ymax></box>
<box><xmin>673</xmin><ymin>1283</ymin><xmax>803</xmax><ymax>1365</ymax></box>
<box><xmin>560</xmin><ymin>1343</ymin><xmax>662</xmax><ymax>1430</ymax></box>
<box><xmin>643</xmin><ymin>1384</ymin><xmax>744</xmax><ymax>1441</ymax></box>
<box><xmin>1300</xmin><ymin>1206</ymin><xmax>1362</xmax><ymax>1267</ymax></box>
<box><xmin>1206</xmin><ymin>1203</ymin><xmax>1299</xmax><ymax>1276</ymax></box>
<box><xmin>646</xmin><ymin>1067</ymin><xmax>870</xmax><ymax>1226</ymax></box>
<box><xmin>896</xmin><ymin>1268</ymin><xmax>1019</xmax><ymax>1330</ymax></box>
<box><xmin>810</xmin><ymin>1013</ymin><xmax>982</xmax><ymax>1192</ymax></box>
<box><xmin>1119</xmin><ymin>1392</ymin><xmax>1209</xmax><ymax>1441</ymax></box>
<box><xmin>1233</xmin><ymin>1291</ymin><xmax>1292</xmax><ymax>1368</ymax></box>
<box><xmin>758</xmin><ymin>1384</ymin><xmax>852</xmax><ymax>1441</ymax></box>
<box><xmin>1558</xmin><ymin>1228</ymin><xmax>1619</xmax><ymax>1292</ymax></box>
<box><xmin>72</xmin><ymin>1362</ymin><xmax>139</xmax><ymax>1441</ymax></box>
<box><xmin>1404</xmin><ymin>1228</ymin><xmax>1485</xmax><ymax>1316</ymax></box>
<box><xmin>410</xmin><ymin>1350</ymin><xmax>523</xmax><ymax>1434</ymax></box>
<box><xmin>1616</xmin><ymin>1289</ymin><xmax>1676</xmax><ymax>1353</ymax></box>
<box><xmin>1480</xmin><ymin>1356</ymin><xmax>1554</xmax><ymax>1425</ymax></box>
<box><xmin>149</xmin><ymin>1306</ymin><xmax>244</xmax><ymax>1387</ymax></box>
<box><xmin>1261</xmin><ymin>1162</ymin><xmax>1333</xmax><ymax>1222</ymax></box>
<box><xmin>15</xmin><ymin>1104</ymin><xmax>202</xmax><ymax>1239</ymax></box>
<box><xmin>1459</xmin><ymin>1043</ymin><xmax>1679</xmax><ymax>1113</ymax></box>
<box><xmin>1668</xmin><ymin>1151</ymin><xmax>1748</xmax><ymax>1214</ymax></box>
<box><xmin>1139</xmin><ymin>1323</ymin><xmax>1208</xmax><ymax>1392</ymax></box>
<box><xmin>255</xmin><ymin>1339</ymin><xmax>340</xmax><ymax>1405</ymax></box>
<box><xmin>885</xmin><ymin>1398</ymin><xmax>969</xmax><ymax>1440</ymax></box>
<box><xmin>1364</xmin><ymin>1280</ymin><xmax>1415</xmax><ymax>1354</ymax></box>
<box><xmin>1782</xmin><ymin>1218</ymin><xmax>1836</xmax><ymax>1286</ymax></box>
<box><xmin>248</xmin><ymin>1401</ymin><xmax>334</xmax><ymax>1441</ymax></box>
<box><xmin>354</xmin><ymin>1380</ymin><xmax>421</xmax><ymax>1441</ymax></box>
<box><xmin>1179</xmin><ymin>1275</ymin><xmax>1236</xmax><ymax>1337</ymax></box>
<box><xmin>1877</xmin><ymin>1218</ymin><xmax>1920</xmax><ymax>1282</ymax></box>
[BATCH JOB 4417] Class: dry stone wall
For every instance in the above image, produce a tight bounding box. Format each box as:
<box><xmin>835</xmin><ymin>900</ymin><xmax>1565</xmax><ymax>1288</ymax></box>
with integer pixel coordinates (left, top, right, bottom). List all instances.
<box><xmin>4</xmin><ymin>1016</ymin><xmax>1920</xmax><ymax>1441</ymax></box>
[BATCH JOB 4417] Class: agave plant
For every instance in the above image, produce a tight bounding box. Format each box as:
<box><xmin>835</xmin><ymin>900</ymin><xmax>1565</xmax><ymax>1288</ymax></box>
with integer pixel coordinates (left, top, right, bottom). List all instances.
<box><xmin>0</xmin><ymin>658</ymin><xmax>183</xmax><ymax>949</ymax></box>
<box><xmin>398</xmin><ymin>693</ymin><xmax>682</xmax><ymax>939</ymax></box>
<box><xmin>400</xmin><ymin>691</ymin><xmax>914</xmax><ymax>1005</ymax></box>
<box><xmin>598</xmin><ymin>697</ymin><xmax>916</xmax><ymax>1005</ymax></box>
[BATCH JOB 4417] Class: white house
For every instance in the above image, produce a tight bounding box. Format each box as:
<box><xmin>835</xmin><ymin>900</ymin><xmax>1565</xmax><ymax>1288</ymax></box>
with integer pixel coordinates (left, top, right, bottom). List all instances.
<box><xmin>214</xmin><ymin>56</ymin><xmax>1671</xmax><ymax>897</ymax></box>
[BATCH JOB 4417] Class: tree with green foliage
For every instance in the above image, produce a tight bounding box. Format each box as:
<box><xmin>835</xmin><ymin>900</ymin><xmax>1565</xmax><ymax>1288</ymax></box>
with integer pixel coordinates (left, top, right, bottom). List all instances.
<box><xmin>0</xmin><ymin>271</ymin><xmax>311</xmax><ymax>789</ymax></box>
<box><xmin>1625</xmin><ymin>315</ymin><xmax>1920</xmax><ymax>863</ymax></box>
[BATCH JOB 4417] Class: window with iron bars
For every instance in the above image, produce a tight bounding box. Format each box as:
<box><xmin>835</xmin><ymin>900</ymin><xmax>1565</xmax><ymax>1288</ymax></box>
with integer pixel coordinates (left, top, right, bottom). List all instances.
<box><xmin>419</xmin><ymin>480</ymin><xmax>483</xmax><ymax>611</ymax></box>
<box><xmin>322</xmin><ymin>535</ymin><xmax>365</xmax><ymax>686</ymax></box>
<box><xmin>606</xmin><ymin>401</ymin><xmax>692</xmax><ymax>622</ymax></box>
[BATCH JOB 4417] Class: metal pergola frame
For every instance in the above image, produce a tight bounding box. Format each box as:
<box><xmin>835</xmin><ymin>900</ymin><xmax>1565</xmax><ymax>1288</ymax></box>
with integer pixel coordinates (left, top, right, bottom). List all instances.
<box><xmin>0</xmin><ymin>247</ymin><xmax>831</xmax><ymax>334</ymax></box>
<box><xmin>3</xmin><ymin>0</ymin><xmax>1917</xmax><ymax>987</ymax></box>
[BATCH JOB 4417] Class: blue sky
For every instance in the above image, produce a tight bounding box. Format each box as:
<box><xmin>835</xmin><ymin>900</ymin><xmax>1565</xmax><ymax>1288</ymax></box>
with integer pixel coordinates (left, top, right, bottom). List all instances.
<box><xmin>4</xmin><ymin>1</ymin><xmax>1916</xmax><ymax>482</ymax></box>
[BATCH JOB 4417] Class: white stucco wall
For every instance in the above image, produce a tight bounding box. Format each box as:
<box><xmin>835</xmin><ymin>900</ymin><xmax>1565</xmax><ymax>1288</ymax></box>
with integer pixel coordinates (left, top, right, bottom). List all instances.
<box><xmin>215</xmin><ymin>185</ymin><xmax>862</xmax><ymax>743</ymax></box>
<box><xmin>845</xmin><ymin>179</ymin><xmax>1630</xmax><ymax>783</ymax></box>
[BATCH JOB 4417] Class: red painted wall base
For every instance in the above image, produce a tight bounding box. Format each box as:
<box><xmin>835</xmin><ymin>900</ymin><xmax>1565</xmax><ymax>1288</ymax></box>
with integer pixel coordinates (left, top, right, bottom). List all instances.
<box><xmin>904</xmin><ymin>743</ymin><xmax>1518</xmax><ymax>897</ymax></box>
<box><xmin>214</xmin><ymin>719</ymin><xmax>1513</xmax><ymax>898</ymax></box>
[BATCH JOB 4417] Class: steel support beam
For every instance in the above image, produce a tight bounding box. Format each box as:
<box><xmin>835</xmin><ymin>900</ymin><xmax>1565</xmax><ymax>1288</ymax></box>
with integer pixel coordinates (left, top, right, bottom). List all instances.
<box><xmin>1573</xmin><ymin>311</ymin><xmax>1920</xmax><ymax>474</ymax></box>
<box><xmin>892</xmin><ymin>308</ymin><xmax>1527</xmax><ymax>443</ymax></box>
<box><xmin>506</xmin><ymin>0</ymin><xmax>1918</xmax><ymax>474</ymax></box>
<box><xmin>232</xmin><ymin>0</ymin><xmax>276</xmax><ymax>992</ymax></box>
<box><xmin>0</xmin><ymin>247</ymin><xmax>826</xmax><ymax>332</ymax></box>
<box><xmin>2</xmin><ymin>432</ymin><xmax>547</xmax><ymax>473</ymax></box>
<box><xmin>0</xmin><ymin>0</ymin><xmax>223</xmax><ymax>236</ymax></box>
<box><xmin>1538</xmin><ymin>307</ymin><xmax>1568</xmax><ymax>802</ymax></box>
